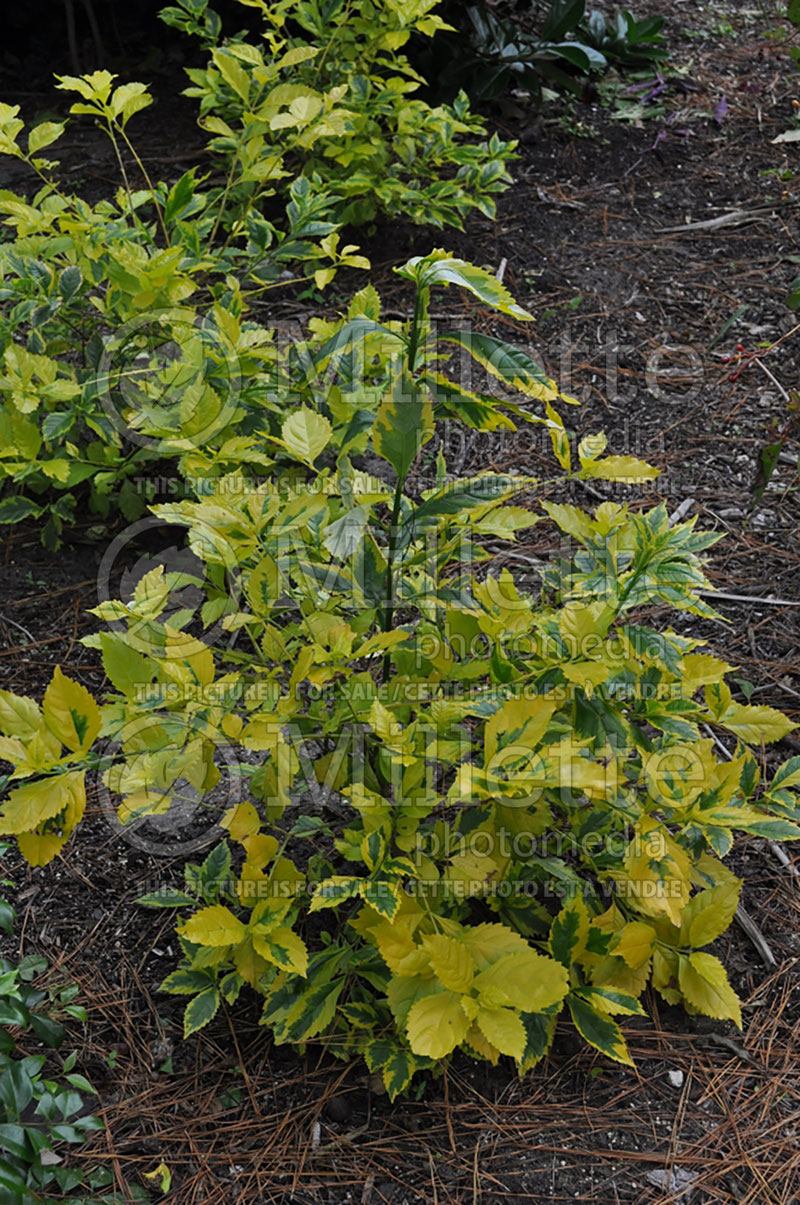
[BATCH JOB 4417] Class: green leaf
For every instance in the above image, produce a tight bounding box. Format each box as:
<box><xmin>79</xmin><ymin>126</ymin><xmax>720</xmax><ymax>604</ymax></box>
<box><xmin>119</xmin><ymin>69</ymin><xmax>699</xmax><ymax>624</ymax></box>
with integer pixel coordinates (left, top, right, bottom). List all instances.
<box><xmin>518</xmin><ymin>1011</ymin><xmax>557</xmax><ymax>1072</ymax></box>
<box><xmin>280</xmin><ymin>979</ymin><xmax>345</xmax><ymax>1043</ymax></box>
<box><xmin>769</xmin><ymin>756</ymin><xmax>800</xmax><ymax>794</ymax></box>
<box><xmin>42</xmin><ymin>410</ymin><xmax>75</xmax><ymax>441</ymax></box>
<box><xmin>396</xmin><ymin>250</ymin><xmax>532</xmax><ymax>321</ymax></box>
<box><xmin>0</xmin><ymin>496</ymin><xmax>42</xmax><ymax>524</ymax></box>
<box><xmin>372</xmin><ymin>373</ymin><xmax>434</xmax><ymax>482</ymax></box>
<box><xmin>160</xmin><ymin>969</ymin><xmax>215</xmax><ymax>995</ymax></box>
<box><xmin>183</xmin><ymin>987</ymin><xmax>220</xmax><ymax>1037</ymax></box>
<box><xmin>362</xmin><ymin>880</ymin><xmax>401</xmax><ymax>920</ymax></box>
<box><xmin>323</xmin><ymin>505</ymin><xmax>371</xmax><ymax>559</ymax></box>
<box><xmin>542</xmin><ymin>0</ymin><xmax>586</xmax><ymax>40</ymax></box>
<box><xmin>406</xmin><ymin>474</ymin><xmax>525</xmax><ymax>532</ymax></box>
<box><xmin>251</xmin><ymin>926</ymin><xmax>308</xmax><ymax>976</ymax></box>
<box><xmin>425</xmin><ymin>374</ymin><xmax>516</xmax><ymax>431</ymax></box>
<box><xmin>28</xmin><ymin>1013</ymin><xmax>65</xmax><ymax>1047</ymax></box>
<box><xmin>382</xmin><ymin>1048</ymin><xmax>416</xmax><ymax>1100</ymax></box>
<box><xmin>137</xmin><ymin>889</ymin><xmax>197</xmax><ymax>909</ymax></box>
<box><xmin>57</xmin><ymin>265</ymin><xmax>82</xmax><ymax>300</ymax></box>
<box><xmin>575</xmin><ymin>987</ymin><xmax>646</xmax><ymax>1017</ymax></box>
<box><xmin>308</xmin><ymin>876</ymin><xmax>363</xmax><ymax>912</ymax></box>
<box><xmin>548</xmin><ymin>901</ymin><xmax>586</xmax><ymax>968</ymax></box>
<box><xmin>567</xmin><ymin>994</ymin><xmax>634</xmax><ymax>1066</ymax></box>
<box><xmin>440</xmin><ymin>330</ymin><xmax>558</xmax><ymax>401</ymax></box>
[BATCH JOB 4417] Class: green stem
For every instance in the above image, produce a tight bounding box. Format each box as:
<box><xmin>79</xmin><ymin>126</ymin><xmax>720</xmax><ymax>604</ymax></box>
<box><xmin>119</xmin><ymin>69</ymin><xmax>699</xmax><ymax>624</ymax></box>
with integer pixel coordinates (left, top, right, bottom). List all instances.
<box><xmin>378</xmin><ymin>278</ymin><xmax>430</xmax><ymax>681</ymax></box>
<box><xmin>405</xmin><ymin>283</ymin><xmax>428</xmax><ymax>375</ymax></box>
<box><xmin>117</xmin><ymin>125</ymin><xmax>169</xmax><ymax>246</ymax></box>
<box><xmin>103</xmin><ymin>120</ymin><xmax>139</xmax><ymax>231</ymax></box>
<box><xmin>380</xmin><ymin>478</ymin><xmax>405</xmax><ymax>681</ymax></box>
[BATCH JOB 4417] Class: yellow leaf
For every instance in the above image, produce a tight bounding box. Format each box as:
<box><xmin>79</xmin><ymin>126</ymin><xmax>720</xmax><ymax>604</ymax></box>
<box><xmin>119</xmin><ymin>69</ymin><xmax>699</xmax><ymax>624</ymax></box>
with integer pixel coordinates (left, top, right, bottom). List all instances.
<box><xmin>475</xmin><ymin>1006</ymin><xmax>526</xmax><ymax>1060</ymax></box>
<box><xmin>465</xmin><ymin>1022</ymin><xmax>501</xmax><ymax>1064</ymax></box>
<box><xmin>473</xmin><ymin>950</ymin><xmax>569</xmax><ymax>1013</ymax></box>
<box><xmin>246</xmin><ymin>556</ymin><xmax>280</xmax><ymax>615</ymax></box>
<box><xmin>240</xmin><ymin>715</ymin><xmax>282</xmax><ymax>752</ymax></box>
<box><xmin>279</xmin><ymin>407</ymin><xmax>332</xmax><ymax>466</ymax></box>
<box><xmin>618</xmin><ymin>816</ymin><xmax>691</xmax><ymax>926</ymax></box>
<box><xmin>179</xmin><ymin>905</ymin><xmax>246</xmax><ymax>948</ymax></box>
<box><xmin>590</xmin><ymin>955</ymin><xmax>651</xmax><ymax>1000</ymax></box>
<box><xmin>459</xmin><ymin>922</ymin><xmax>531</xmax><ymax>972</ymax></box>
<box><xmin>540</xmin><ymin>501</ymin><xmax>594</xmax><ymax>543</ymax></box>
<box><xmin>288</xmin><ymin>94</ymin><xmax>323</xmax><ymax>123</ymax></box>
<box><xmin>268</xmin><ymin>854</ymin><xmax>305</xmax><ymax>898</ymax></box>
<box><xmin>0</xmin><ymin>689</ymin><xmax>42</xmax><ymax>738</ymax></box>
<box><xmin>420</xmin><ymin>934</ymin><xmax>474</xmax><ymax>993</ymax></box>
<box><xmin>42</xmin><ymin>666</ymin><xmax>101</xmax><ymax>752</ymax></box>
<box><xmin>484</xmin><ymin>695</ymin><xmax>556</xmax><ymax>765</ymax></box>
<box><xmin>578</xmin><ymin>431</ymin><xmax>607</xmax><ymax>462</ymax></box>
<box><xmin>118</xmin><ymin>788</ymin><xmax>171</xmax><ymax>823</ymax></box>
<box><xmin>0</xmin><ymin>736</ymin><xmax>30</xmax><ymax>764</ymax></box>
<box><xmin>580</xmin><ymin>455</ymin><xmax>659</xmax><ymax>482</ymax></box>
<box><xmin>251</xmin><ymin>925</ymin><xmax>308</xmax><ymax>976</ymax></box>
<box><xmin>561</xmin><ymin>660</ymin><xmax>611</xmax><ymax>692</ymax></box>
<box><xmin>691</xmin><ymin>851</ymin><xmax>741</xmax><ymax>892</ymax></box>
<box><xmin>678</xmin><ymin>952</ymin><xmax>741</xmax><ymax>1027</ymax></box>
<box><xmin>143</xmin><ymin>1162</ymin><xmax>171</xmax><ymax>1194</ymax></box>
<box><xmin>236</xmin><ymin>862</ymin><xmax>269</xmax><ymax>906</ymax></box>
<box><xmin>371</xmin><ymin>921</ymin><xmax>425</xmax><ymax>975</ymax></box>
<box><xmin>680</xmin><ymin>653</ymin><xmax>735</xmax><ymax>694</ymax></box>
<box><xmin>17</xmin><ymin>830</ymin><xmax>69</xmax><ymax>866</ymax></box>
<box><xmin>314</xmin><ymin>268</ymin><xmax>336</xmax><ymax>290</ymax></box>
<box><xmin>680</xmin><ymin>881</ymin><xmax>741</xmax><ymax>949</ymax></box>
<box><xmin>716</xmin><ymin>702</ymin><xmax>796</xmax><ymax>745</ymax></box>
<box><xmin>443</xmin><ymin>852</ymin><xmax>500</xmax><ymax>896</ymax></box>
<box><xmin>18</xmin><ymin>730</ymin><xmax>65</xmax><ymax>783</ymax></box>
<box><xmin>611</xmin><ymin>921</ymin><xmax>657</xmax><ymax>970</ymax></box>
<box><xmin>0</xmin><ymin>769</ymin><xmax>84</xmax><ymax>835</ymax></box>
<box><xmin>546</xmin><ymin>401</ymin><xmax>570</xmax><ymax>469</ymax></box>
<box><xmin>222</xmin><ymin>801</ymin><xmax>261</xmax><ymax>843</ymax></box>
<box><xmin>406</xmin><ymin>990</ymin><xmax>470</xmax><ymax>1058</ymax></box>
<box><xmin>233</xmin><ymin>936</ymin><xmax>269</xmax><ymax>986</ymax></box>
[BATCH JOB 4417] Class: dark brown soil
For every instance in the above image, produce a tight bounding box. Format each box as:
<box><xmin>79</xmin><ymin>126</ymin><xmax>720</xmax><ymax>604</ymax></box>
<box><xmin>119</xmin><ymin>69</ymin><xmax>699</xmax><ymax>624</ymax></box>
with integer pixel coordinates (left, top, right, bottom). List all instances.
<box><xmin>1</xmin><ymin>1</ymin><xmax>800</xmax><ymax>1202</ymax></box>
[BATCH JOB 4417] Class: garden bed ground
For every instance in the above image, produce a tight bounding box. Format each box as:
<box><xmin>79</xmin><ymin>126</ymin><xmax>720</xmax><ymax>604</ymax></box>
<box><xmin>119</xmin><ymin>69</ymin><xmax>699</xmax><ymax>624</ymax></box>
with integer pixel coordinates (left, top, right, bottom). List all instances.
<box><xmin>1</xmin><ymin>0</ymin><xmax>800</xmax><ymax>1201</ymax></box>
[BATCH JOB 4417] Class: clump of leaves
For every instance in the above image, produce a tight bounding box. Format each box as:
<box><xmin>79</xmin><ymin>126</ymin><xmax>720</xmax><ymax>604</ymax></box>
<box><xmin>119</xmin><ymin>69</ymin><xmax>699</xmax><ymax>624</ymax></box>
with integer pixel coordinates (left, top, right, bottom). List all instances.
<box><xmin>0</xmin><ymin>73</ymin><xmax>365</xmax><ymax>545</ymax></box>
<box><xmin>415</xmin><ymin>0</ymin><xmax>667</xmax><ymax>104</ymax></box>
<box><xmin>1</xmin><ymin>256</ymin><xmax>798</xmax><ymax>1099</ymax></box>
<box><xmin>0</xmin><ymin>845</ymin><xmax>150</xmax><ymax>1202</ymax></box>
<box><xmin>580</xmin><ymin>9</ymin><xmax>667</xmax><ymax>68</ymax></box>
<box><xmin>161</xmin><ymin>0</ymin><xmax>517</xmax><ymax>229</ymax></box>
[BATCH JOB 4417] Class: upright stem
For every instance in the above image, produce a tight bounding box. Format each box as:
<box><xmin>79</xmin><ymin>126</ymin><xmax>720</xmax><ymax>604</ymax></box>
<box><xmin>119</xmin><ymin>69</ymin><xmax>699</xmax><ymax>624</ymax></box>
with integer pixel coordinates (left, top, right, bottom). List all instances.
<box><xmin>382</xmin><ymin>482</ymin><xmax>405</xmax><ymax>631</ymax></box>
<box><xmin>405</xmin><ymin>283</ymin><xmax>428</xmax><ymax>375</ymax></box>
<box><xmin>104</xmin><ymin>120</ymin><xmax>138</xmax><ymax>229</ymax></box>
<box><xmin>379</xmin><ymin>283</ymin><xmax>428</xmax><ymax>679</ymax></box>
<box><xmin>117</xmin><ymin>125</ymin><xmax>169</xmax><ymax>246</ymax></box>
